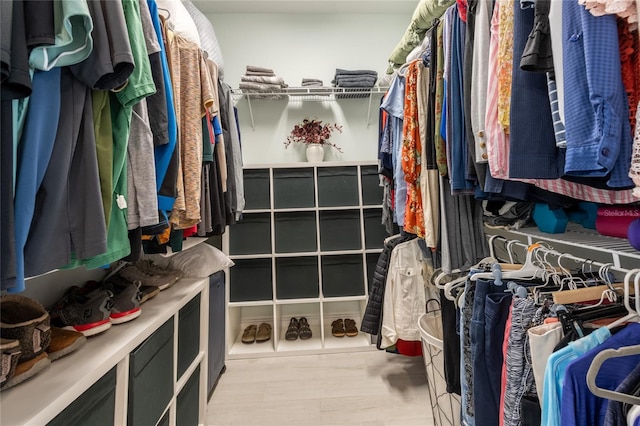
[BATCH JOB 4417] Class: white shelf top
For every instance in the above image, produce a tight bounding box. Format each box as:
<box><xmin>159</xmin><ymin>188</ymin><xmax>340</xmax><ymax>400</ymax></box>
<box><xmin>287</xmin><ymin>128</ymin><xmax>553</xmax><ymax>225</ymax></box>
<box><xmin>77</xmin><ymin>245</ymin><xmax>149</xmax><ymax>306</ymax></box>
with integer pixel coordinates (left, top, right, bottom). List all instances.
<box><xmin>275</xmin><ymin>297</ymin><xmax>321</xmax><ymax>305</ymax></box>
<box><xmin>232</xmin><ymin>86</ymin><xmax>388</xmax><ymax>102</ymax></box>
<box><xmin>322</xmin><ymin>295</ymin><xmax>368</xmax><ymax>303</ymax></box>
<box><xmin>228</xmin><ymin>300</ymin><xmax>275</xmax><ymax>307</ymax></box>
<box><xmin>0</xmin><ymin>278</ymin><xmax>208</xmax><ymax>426</ymax></box>
<box><xmin>243</xmin><ymin>160</ymin><xmax>378</xmax><ymax>169</ymax></box>
<box><xmin>503</xmin><ymin>223</ymin><xmax>640</xmax><ymax>261</ymax></box>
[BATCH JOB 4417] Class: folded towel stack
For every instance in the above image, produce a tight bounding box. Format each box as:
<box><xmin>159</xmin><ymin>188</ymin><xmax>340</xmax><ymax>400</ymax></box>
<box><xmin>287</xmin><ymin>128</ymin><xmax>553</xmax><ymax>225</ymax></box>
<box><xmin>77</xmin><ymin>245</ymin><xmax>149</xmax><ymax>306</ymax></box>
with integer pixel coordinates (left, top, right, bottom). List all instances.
<box><xmin>239</xmin><ymin>66</ymin><xmax>288</xmax><ymax>99</ymax></box>
<box><xmin>301</xmin><ymin>78</ymin><xmax>324</xmax><ymax>87</ymax></box>
<box><xmin>332</xmin><ymin>69</ymin><xmax>378</xmax><ymax>98</ymax></box>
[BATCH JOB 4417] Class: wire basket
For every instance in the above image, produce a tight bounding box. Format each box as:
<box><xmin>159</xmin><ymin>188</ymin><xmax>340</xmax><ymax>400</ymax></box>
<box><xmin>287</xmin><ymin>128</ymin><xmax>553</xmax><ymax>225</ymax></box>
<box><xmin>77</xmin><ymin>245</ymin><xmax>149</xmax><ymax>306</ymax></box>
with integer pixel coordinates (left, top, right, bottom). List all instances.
<box><xmin>419</xmin><ymin>300</ymin><xmax>461</xmax><ymax>426</ymax></box>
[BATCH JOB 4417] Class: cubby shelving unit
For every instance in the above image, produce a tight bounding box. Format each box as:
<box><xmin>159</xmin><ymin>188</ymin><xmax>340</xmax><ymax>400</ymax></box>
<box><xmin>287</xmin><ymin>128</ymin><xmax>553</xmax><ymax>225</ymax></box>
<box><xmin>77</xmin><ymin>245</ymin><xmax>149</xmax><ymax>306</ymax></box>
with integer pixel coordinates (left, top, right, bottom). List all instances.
<box><xmin>223</xmin><ymin>161</ymin><xmax>388</xmax><ymax>358</ymax></box>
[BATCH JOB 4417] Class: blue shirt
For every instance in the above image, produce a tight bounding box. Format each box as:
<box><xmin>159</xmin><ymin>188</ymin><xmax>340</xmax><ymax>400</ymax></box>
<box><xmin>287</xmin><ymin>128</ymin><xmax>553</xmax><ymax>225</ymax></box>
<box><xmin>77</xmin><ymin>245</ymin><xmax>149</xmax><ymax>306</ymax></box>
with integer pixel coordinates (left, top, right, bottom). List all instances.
<box><xmin>562</xmin><ymin>0</ymin><xmax>633</xmax><ymax>188</ymax></box>
<box><xmin>148</xmin><ymin>0</ymin><xmax>178</xmax><ymax>211</ymax></box>
<box><xmin>561</xmin><ymin>323</ymin><xmax>640</xmax><ymax>426</ymax></box>
<box><xmin>381</xmin><ymin>74</ymin><xmax>407</xmax><ymax>227</ymax></box>
<box><xmin>540</xmin><ymin>326</ymin><xmax>612</xmax><ymax>426</ymax></box>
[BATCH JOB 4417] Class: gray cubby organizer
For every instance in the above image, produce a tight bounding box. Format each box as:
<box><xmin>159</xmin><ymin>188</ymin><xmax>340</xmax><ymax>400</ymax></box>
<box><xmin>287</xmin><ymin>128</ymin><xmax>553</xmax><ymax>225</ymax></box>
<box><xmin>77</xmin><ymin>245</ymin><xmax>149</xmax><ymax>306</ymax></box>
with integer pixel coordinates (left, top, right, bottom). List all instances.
<box><xmin>224</xmin><ymin>162</ymin><xmax>389</xmax><ymax>356</ymax></box>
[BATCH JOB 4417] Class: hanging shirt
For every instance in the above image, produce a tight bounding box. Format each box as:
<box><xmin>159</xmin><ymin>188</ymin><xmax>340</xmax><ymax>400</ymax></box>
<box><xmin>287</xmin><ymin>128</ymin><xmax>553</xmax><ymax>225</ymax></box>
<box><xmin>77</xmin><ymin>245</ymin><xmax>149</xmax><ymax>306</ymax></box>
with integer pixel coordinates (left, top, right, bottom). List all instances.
<box><xmin>497</xmin><ymin>0</ymin><xmax>515</xmax><ymax>133</ymax></box>
<box><xmin>561</xmin><ymin>323</ymin><xmax>640</xmax><ymax>426</ymax></box>
<box><xmin>540</xmin><ymin>326</ymin><xmax>612</xmax><ymax>426</ymax></box>
<box><xmin>402</xmin><ymin>60</ymin><xmax>425</xmax><ymax>238</ymax></box>
<box><xmin>29</xmin><ymin>0</ymin><xmax>94</xmax><ymax>71</ymax></box>
<box><xmin>562</xmin><ymin>0</ymin><xmax>633</xmax><ymax>188</ymax></box>
<box><xmin>381</xmin><ymin>73</ymin><xmax>407</xmax><ymax>227</ymax></box>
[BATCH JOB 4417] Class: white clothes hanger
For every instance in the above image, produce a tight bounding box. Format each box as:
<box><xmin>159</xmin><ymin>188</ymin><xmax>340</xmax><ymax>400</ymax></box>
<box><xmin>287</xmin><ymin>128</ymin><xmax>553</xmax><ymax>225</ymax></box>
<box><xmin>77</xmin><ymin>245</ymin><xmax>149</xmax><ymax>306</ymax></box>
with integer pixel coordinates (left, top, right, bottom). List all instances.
<box><xmin>470</xmin><ymin>242</ymin><xmax>545</xmax><ymax>282</ymax></box>
<box><xmin>606</xmin><ymin>268</ymin><xmax>640</xmax><ymax>330</ymax></box>
<box><xmin>586</xmin><ymin>344</ymin><xmax>640</xmax><ymax>405</ymax></box>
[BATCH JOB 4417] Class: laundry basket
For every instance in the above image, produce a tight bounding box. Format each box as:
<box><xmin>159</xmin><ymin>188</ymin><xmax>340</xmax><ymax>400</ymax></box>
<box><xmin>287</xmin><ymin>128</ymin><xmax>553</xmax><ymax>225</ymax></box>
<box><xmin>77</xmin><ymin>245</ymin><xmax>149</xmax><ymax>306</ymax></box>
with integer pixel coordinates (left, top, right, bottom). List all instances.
<box><xmin>419</xmin><ymin>300</ymin><xmax>461</xmax><ymax>426</ymax></box>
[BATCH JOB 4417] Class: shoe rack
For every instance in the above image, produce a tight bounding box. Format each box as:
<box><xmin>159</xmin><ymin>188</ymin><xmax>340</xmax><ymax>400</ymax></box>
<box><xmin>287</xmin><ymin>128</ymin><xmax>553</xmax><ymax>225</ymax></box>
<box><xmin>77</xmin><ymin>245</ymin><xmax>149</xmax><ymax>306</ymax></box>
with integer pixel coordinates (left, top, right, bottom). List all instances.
<box><xmin>1</xmin><ymin>277</ymin><xmax>210</xmax><ymax>426</ymax></box>
<box><xmin>223</xmin><ymin>161</ymin><xmax>390</xmax><ymax>359</ymax></box>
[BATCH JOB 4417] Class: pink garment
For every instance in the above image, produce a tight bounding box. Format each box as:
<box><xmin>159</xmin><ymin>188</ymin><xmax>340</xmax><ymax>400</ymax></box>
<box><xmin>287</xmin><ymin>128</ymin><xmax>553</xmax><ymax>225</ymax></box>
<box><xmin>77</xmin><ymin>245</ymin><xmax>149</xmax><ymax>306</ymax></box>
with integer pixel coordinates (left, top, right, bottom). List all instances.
<box><xmin>486</xmin><ymin>0</ymin><xmax>511</xmax><ymax>178</ymax></box>
<box><xmin>499</xmin><ymin>305</ymin><xmax>513</xmax><ymax>426</ymax></box>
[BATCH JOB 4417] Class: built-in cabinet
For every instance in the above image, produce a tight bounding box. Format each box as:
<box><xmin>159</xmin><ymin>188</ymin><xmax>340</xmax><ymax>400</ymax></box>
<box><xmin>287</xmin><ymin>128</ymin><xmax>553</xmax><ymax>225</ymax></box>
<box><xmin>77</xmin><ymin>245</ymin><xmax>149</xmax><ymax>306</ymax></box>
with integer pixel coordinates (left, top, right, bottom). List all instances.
<box><xmin>223</xmin><ymin>162</ymin><xmax>390</xmax><ymax>358</ymax></box>
<box><xmin>1</xmin><ymin>278</ymin><xmax>209</xmax><ymax>426</ymax></box>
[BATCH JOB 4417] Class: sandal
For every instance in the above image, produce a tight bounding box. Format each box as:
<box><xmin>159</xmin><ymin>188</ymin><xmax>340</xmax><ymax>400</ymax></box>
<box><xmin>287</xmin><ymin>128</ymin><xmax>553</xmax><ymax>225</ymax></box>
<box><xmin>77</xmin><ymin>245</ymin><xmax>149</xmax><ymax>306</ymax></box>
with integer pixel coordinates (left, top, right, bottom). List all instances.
<box><xmin>256</xmin><ymin>323</ymin><xmax>272</xmax><ymax>343</ymax></box>
<box><xmin>285</xmin><ymin>318</ymin><xmax>299</xmax><ymax>341</ymax></box>
<box><xmin>344</xmin><ymin>319</ymin><xmax>359</xmax><ymax>337</ymax></box>
<box><xmin>331</xmin><ymin>319</ymin><xmax>346</xmax><ymax>337</ymax></box>
<box><xmin>298</xmin><ymin>317</ymin><xmax>312</xmax><ymax>340</ymax></box>
<box><xmin>241</xmin><ymin>324</ymin><xmax>257</xmax><ymax>344</ymax></box>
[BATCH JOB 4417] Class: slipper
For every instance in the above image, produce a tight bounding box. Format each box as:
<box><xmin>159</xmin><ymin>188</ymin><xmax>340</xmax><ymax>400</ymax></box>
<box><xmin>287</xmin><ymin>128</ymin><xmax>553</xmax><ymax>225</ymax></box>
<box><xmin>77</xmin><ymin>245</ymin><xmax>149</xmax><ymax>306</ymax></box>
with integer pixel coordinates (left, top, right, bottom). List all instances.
<box><xmin>3</xmin><ymin>352</ymin><xmax>51</xmax><ymax>390</ymax></box>
<box><xmin>298</xmin><ymin>317</ymin><xmax>312</xmax><ymax>340</ymax></box>
<box><xmin>285</xmin><ymin>318</ymin><xmax>299</xmax><ymax>341</ymax></box>
<box><xmin>344</xmin><ymin>319</ymin><xmax>359</xmax><ymax>337</ymax></box>
<box><xmin>256</xmin><ymin>323</ymin><xmax>272</xmax><ymax>343</ymax></box>
<box><xmin>0</xmin><ymin>339</ymin><xmax>21</xmax><ymax>389</ymax></box>
<box><xmin>331</xmin><ymin>319</ymin><xmax>346</xmax><ymax>337</ymax></box>
<box><xmin>241</xmin><ymin>324</ymin><xmax>257</xmax><ymax>344</ymax></box>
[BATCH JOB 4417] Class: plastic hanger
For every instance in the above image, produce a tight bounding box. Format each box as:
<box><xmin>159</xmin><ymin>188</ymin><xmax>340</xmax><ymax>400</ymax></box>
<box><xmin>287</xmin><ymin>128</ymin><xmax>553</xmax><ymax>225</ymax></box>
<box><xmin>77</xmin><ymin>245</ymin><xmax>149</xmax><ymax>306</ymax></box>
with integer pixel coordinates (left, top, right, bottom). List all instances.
<box><xmin>606</xmin><ymin>268</ymin><xmax>640</xmax><ymax>330</ymax></box>
<box><xmin>470</xmin><ymin>243</ymin><xmax>545</xmax><ymax>282</ymax></box>
<box><xmin>586</xmin><ymin>344</ymin><xmax>640</xmax><ymax>405</ymax></box>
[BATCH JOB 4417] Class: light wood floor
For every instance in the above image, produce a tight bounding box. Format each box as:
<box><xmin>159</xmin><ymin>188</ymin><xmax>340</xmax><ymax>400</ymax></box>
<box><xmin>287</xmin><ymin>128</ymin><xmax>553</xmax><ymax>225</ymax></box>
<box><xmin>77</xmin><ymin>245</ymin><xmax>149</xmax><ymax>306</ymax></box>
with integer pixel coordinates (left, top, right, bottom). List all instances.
<box><xmin>205</xmin><ymin>350</ymin><xmax>433</xmax><ymax>426</ymax></box>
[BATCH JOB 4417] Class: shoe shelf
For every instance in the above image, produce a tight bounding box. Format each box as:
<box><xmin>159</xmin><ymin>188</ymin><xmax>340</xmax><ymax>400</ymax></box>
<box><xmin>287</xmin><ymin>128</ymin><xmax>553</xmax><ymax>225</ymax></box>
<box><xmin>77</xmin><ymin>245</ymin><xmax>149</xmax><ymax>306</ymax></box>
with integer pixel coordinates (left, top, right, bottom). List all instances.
<box><xmin>0</xmin><ymin>278</ymin><xmax>210</xmax><ymax>426</ymax></box>
<box><xmin>223</xmin><ymin>162</ymin><xmax>388</xmax><ymax>358</ymax></box>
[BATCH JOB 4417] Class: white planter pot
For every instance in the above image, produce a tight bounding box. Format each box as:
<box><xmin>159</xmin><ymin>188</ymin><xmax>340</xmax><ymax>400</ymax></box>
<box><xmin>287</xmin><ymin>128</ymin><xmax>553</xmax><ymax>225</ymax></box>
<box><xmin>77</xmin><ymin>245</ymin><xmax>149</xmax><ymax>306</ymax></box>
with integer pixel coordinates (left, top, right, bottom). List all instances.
<box><xmin>305</xmin><ymin>144</ymin><xmax>325</xmax><ymax>162</ymax></box>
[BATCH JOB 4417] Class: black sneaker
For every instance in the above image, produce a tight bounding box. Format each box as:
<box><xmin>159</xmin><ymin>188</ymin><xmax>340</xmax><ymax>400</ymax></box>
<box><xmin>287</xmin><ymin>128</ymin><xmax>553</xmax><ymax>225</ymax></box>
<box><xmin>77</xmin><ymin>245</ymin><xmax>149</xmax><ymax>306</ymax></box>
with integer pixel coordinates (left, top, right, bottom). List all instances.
<box><xmin>101</xmin><ymin>276</ymin><xmax>142</xmax><ymax>324</ymax></box>
<box><xmin>50</xmin><ymin>286</ymin><xmax>113</xmax><ymax>337</ymax></box>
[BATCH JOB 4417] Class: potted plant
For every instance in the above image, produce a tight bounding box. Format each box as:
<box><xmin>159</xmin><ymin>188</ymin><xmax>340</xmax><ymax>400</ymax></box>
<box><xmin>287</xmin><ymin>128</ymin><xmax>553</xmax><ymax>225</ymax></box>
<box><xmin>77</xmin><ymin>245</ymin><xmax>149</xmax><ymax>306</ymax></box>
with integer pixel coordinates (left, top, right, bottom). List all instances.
<box><xmin>284</xmin><ymin>118</ymin><xmax>343</xmax><ymax>162</ymax></box>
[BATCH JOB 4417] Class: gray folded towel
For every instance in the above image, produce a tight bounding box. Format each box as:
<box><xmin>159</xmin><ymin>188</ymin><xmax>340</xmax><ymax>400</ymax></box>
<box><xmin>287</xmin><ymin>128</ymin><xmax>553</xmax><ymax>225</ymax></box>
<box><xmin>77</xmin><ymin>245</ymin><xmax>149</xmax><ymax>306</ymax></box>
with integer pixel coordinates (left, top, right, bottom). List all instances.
<box><xmin>334</xmin><ymin>75</ymin><xmax>377</xmax><ymax>88</ymax></box>
<box><xmin>335</xmin><ymin>75</ymin><xmax>377</xmax><ymax>84</ymax></box>
<box><xmin>302</xmin><ymin>78</ymin><xmax>323</xmax><ymax>84</ymax></box>
<box><xmin>302</xmin><ymin>82</ymin><xmax>323</xmax><ymax>87</ymax></box>
<box><xmin>245</xmin><ymin>70</ymin><xmax>275</xmax><ymax>77</ymax></box>
<box><xmin>239</xmin><ymin>81</ymin><xmax>284</xmax><ymax>92</ymax></box>
<box><xmin>334</xmin><ymin>68</ymin><xmax>378</xmax><ymax>77</ymax></box>
<box><xmin>333</xmin><ymin>80</ymin><xmax>377</xmax><ymax>88</ymax></box>
<box><xmin>246</xmin><ymin>65</ymin><xmax>275</xmax><ymax>74</ymax></box>
<box><xmin>242</xmin><ymin>75</ymin><xmax>286</xmax><ymax>86</ymax></box>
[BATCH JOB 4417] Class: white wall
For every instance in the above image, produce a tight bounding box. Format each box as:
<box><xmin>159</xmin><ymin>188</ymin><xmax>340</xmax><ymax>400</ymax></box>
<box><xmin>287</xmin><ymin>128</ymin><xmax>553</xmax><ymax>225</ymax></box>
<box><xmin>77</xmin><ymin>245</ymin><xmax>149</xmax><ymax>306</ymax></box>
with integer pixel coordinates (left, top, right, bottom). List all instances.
<box><xmin>207</xmin><ymin>12</ymin><xmax>412</xmax><ymax>165</ymax></box>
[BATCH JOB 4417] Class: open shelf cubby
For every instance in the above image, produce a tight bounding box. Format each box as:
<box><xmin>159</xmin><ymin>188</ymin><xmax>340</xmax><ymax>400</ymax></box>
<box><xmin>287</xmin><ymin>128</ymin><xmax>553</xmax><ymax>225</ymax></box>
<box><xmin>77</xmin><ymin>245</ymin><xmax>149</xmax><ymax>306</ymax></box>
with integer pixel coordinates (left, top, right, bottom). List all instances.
<box><xmin>224</xmin><ymin>162</ymin><xmax>390</xmax><ymax>357</ymax></box>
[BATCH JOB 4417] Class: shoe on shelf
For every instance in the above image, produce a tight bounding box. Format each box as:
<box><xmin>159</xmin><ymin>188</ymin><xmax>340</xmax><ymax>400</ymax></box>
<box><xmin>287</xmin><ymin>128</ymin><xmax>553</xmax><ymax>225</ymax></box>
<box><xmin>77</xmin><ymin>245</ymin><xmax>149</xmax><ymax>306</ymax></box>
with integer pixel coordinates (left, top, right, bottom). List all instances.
<box><xmin>344</xmin><ymin>319</ymin><xmax>359</xmax><ymax>337</ymax></box>
<box><xmin>331</xmin><ymin>319</ymin><xmax>346</xmax><ymax>337</ymax></box>
<box><xmin>256</xmin><ymin>323</ymin><xmax>272</xmax><ymax>343</ymax></box>
<box><xmin>100</xmin><ymin>276</ymin><xmax>142</xmax><ymax>324</ymax></box>
<box><xmin>50</xmin><ymin>285</ymin><xmax>113</xmax><ymax>337</ymax></box>
<box><xmin>241</xmin><ymin>324</ymin><xmax>257</xmax><ymax>344</ymax></box>
<box><xmin>0</xmin><ymin>295</ymin><xmax>51</xmax><ymax>360</ymax></box>
<box><xmin>46</xmin><ymin>327</ymin><xmax>87</xmax><ymax>362</ymax></box>
<box><xmin>285</xmin><ymin>318</ymin><xmax>299</xmax><ymax>341</ymax></box>
<box><xmin>139</xmin><ymin>285</ymin><xmax>161</xmax><ymax>304</ymax></box>
<box><xmin>0</xmin><ymin>295</ymin><xmax>53</xmax><ymax>390</ymax></box>
<box><xmin>119</xmin><ymin>260</ymin><xmax>182</xmax><ymax>291</ymax></box>
<box><xmin>0</xmin><ymin>338</ymin><xmax>21</xmax><ymax>389</ymax></box>
<box><xmin>2</xmin><ymin>352</ymin><xmax>51</xmax><ymax>390</ymax></box>
<box><xmin>298</xmin><ymin>317</ymin><xmax>312</xmax><ymax>340</ymax></box>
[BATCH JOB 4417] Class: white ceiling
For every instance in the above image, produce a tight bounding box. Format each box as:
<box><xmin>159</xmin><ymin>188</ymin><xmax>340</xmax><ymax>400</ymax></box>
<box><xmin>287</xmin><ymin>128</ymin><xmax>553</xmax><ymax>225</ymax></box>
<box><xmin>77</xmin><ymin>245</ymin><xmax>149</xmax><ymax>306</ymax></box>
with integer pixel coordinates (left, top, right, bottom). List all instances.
<box><xmin>190</xmin><ymin>0</ymin><xmax>418</xmax><ymax>14</ymax></box>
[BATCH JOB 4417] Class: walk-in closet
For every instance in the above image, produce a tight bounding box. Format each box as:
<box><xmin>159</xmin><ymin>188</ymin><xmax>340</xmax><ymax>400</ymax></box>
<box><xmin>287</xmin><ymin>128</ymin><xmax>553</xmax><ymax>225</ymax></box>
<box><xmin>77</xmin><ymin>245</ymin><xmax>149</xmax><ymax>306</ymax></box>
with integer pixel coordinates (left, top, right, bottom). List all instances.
<box><xmin>1</xmin><ymin>0</ymin><xmax>640</xmax><ymax>425</ymax></box>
